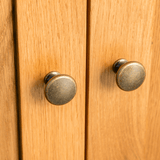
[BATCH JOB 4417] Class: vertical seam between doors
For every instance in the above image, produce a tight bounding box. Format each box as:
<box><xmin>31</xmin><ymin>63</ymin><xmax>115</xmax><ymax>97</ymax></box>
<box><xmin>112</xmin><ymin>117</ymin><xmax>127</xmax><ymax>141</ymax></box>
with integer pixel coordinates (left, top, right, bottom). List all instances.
<box><xmin>85</xmin><ymin>0</ymin><xmax>91</xmax><ymax>160</ymax></box>
<box><xmin>12</xmin><ymin>0</ymin><xmax>23</xmax><ymax>159</ymax></box>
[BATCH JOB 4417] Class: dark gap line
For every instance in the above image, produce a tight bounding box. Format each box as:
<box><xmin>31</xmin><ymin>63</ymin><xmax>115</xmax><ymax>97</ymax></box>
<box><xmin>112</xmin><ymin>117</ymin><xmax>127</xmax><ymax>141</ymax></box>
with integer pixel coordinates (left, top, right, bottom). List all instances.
<box><xmin>85</xmin><ymin>0</ymin><xmax>91</xmax><ymax>160</ymax></box>
<box><xmin>12</xmin><ymin>0</ymin><xmax>23</xmax><ymax>160</ymax></box>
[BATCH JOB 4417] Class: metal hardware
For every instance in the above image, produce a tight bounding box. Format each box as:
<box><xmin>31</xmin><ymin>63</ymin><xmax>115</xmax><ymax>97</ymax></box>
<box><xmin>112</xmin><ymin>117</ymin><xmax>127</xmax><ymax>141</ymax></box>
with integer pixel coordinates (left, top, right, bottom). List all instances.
<box><xmin>44</xmin><ymin>71</ymin><xmax>77</xmax><ymax>105</ymax></box>
<box><xmin>112</xmin><ymin>59</ymin><xmax>146</xmax><ymax>91</ymax></box>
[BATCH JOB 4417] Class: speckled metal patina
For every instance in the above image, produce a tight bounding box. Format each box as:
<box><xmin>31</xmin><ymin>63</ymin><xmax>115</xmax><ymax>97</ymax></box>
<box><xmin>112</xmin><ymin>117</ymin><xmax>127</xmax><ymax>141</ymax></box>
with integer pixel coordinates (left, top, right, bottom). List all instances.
<box><xmin>113</xmin><ymin>59</ymin><xmax>146</xmax><ymax>91</ymax></box>
<box><xmin>44</xmin><ymin>71</ymin><xmax>77</xmax><ymax>105</ymax></box>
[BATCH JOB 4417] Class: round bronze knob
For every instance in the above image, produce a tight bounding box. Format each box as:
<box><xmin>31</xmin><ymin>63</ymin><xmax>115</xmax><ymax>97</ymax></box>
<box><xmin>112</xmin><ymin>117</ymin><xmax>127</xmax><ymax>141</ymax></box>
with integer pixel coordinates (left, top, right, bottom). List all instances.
<box><xmin>112</xmin><ymin>59</ymin><xmax>146</xmax><ymax>91</ymax></box>
<box><xmin>44</xmin><ymin>71</ymin><xmax>77</xmax><ymax>105</ymax></box>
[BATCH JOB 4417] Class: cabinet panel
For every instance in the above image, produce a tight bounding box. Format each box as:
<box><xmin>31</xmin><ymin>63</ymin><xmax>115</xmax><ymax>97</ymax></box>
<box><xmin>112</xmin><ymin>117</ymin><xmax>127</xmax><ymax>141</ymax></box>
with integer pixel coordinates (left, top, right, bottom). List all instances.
<box><xmin>0</xmin><ymin>0</ymin><xmax>19</xmax><ymax>159</ymax></box>
<box><xmin>86</xmin><ymin>0</ymin><xmax>160</xmax><ymax>159</ymax></box>
<box><xmin>16</xmin><ymin>0</ymin><xmax>86</xmax><ymax>159</ymax></box>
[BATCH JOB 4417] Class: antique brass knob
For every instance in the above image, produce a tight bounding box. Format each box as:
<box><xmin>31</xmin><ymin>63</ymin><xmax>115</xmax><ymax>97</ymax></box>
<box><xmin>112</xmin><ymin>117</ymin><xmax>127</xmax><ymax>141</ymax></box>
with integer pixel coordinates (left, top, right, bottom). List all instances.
<box><xmin>44</xmin><ymin>71</ymin><xmax>77</xmax><ymax>105</ymax></box>
<box><xmin>112</xmin><ymin>59</ymin><xmax>146</xmax><ymax>91</ymax></box>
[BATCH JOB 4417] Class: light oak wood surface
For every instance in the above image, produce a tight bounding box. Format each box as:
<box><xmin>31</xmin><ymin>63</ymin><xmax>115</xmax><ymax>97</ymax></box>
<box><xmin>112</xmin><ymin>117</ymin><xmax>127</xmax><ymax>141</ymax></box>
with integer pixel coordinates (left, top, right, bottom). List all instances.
<box><xmin>86</xmin><ymin>0</ymin><xmax>160</xmax><ymax>160</ymax></box>
<box><xmin>16</xmin><ymin>0</ymin><xmax>86</xmax><ymax>159</ymax></box>
<box><xmin>0</xmin><ymin>0</ymin><xmax>19</xmax><ymax>159</ymax></box>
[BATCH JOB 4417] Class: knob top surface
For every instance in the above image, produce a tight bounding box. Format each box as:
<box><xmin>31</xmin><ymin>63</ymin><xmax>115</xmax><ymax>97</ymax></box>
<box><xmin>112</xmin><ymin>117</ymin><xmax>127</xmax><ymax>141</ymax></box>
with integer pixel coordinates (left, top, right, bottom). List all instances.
<box><xmin>45</xmin><ymin>75</ymin><xmax>77</xmax><ymax>105</ymax></box>
<box><xmin>116</xmin><ymin>61</ymin><xmax>146</xmax><ymax>91</ymax></box>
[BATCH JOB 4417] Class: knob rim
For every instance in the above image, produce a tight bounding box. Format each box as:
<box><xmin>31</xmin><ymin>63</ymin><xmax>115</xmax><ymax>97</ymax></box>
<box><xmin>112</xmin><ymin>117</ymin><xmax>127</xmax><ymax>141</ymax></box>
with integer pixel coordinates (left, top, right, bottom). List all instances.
<box><xmin>116</xmin><ymin>61</ymin><xmax>146</xmax><ymax>91</ymax></box>
<box><xmin>44</xmin><ymin>74</ymin><xmax>77</xmax><ymax>105</ymax></box>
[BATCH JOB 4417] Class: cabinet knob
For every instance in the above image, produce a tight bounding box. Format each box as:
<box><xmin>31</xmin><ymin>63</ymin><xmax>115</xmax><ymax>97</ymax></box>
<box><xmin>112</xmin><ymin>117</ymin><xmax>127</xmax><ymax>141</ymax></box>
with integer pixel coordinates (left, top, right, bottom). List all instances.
<box><xmin>112</xmin><ymin>59</ymin><xmax>146</xmax><ymax>91</ymax></box>
<box><xmin>44</xmin><ymin>71</ymin><xmax>77</xmax><ymax>105</ymax></box>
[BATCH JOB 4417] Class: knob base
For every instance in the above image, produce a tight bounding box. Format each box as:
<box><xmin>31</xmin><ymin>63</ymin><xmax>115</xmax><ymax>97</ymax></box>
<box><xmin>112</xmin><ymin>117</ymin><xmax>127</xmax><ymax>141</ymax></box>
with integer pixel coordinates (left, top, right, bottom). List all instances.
<box><xmin>44</xmin><ymin>71</ymin><xmax>60</xmax><ymax>84</ymax></box>
<box><xmin>112</xmin><ymin>59</ymin><xmax>128</xmax><ymax>73</ymax></box>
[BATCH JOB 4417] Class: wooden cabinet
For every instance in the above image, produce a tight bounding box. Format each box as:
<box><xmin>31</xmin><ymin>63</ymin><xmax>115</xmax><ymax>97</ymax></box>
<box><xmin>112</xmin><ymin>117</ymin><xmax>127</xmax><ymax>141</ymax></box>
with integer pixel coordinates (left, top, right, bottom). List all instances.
<box><xmin>1</xmin><ymin>0</ymin><xmax>160</xmax><ymax>160</ymax></box>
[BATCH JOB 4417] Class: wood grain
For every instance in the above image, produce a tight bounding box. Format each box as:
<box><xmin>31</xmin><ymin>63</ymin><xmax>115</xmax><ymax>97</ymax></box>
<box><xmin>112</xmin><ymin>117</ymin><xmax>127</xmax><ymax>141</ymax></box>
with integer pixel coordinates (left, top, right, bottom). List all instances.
<box><xmin>0</xmin><ymin>0</ymin><xmax>19</xmax><ymax>159</ymax></box>
<box><xmin>16</xmin><ymin>0</ymin><xmax>86</xmax><ymax>160</ymax></box>
<box><xmin>86</xmin><ymin>0</ymin><xmax>160</xmax><ymax>159</ymax></box>
<box><xmin>144</xmin><ymin>1</ymin><xmax>160</xmax><ymax>159</ymax></box>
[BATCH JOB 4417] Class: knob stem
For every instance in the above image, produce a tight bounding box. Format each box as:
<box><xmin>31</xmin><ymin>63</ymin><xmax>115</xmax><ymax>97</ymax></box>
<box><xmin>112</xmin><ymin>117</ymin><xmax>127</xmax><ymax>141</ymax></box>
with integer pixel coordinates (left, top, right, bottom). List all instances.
<box><xmin>112</xmin><ymin>59</ymin><xmax>128</xmax><ymax>73</ymax></box>
<box><xmin>44</xmin><ymin>71</ymin><xmax>60</xmax><ymax>84</ymax></box>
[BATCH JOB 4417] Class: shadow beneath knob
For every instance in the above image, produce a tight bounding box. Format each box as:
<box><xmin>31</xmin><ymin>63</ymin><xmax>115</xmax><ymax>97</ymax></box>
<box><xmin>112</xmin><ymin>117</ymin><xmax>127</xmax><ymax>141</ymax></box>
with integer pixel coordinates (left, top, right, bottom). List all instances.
<box><xmin>100</xmin><ymin>64</ymin><xmax>116</xmax><ymax>91</ymax></box>
<box><xmin>30</xmin><ymin>77</ymin><xmax>45</xmax><ymax>105</ymax></box>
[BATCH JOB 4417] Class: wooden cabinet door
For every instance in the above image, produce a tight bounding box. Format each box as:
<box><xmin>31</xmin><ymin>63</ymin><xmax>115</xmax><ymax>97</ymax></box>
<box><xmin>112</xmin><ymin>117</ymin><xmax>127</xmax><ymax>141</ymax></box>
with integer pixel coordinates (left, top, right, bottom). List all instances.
<box><xmin>86</xmin><ymin>0</ymin><xmax>160</xmax><ymax>160</ymax></box>
<box><xmin>16</xmin><ymin>0</ymin><xmax>86</xmax><ymax>160</ymax></box>
<box><xmin>0</xmin><ymin>0</ymin><xmax>19</xmax><ymax>159</ymax></box>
